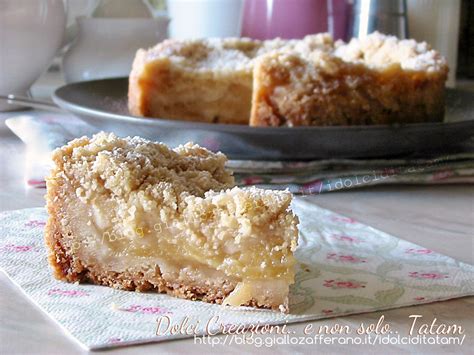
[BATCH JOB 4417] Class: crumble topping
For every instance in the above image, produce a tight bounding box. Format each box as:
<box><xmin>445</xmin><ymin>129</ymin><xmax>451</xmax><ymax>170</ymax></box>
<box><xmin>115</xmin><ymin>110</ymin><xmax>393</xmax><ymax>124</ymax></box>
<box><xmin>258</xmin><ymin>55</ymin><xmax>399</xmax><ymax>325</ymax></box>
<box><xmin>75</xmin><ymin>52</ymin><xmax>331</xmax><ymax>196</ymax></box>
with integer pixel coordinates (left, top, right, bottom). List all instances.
<box><xmin>334</xmin><ymin>31</ymin><xmax>447</xmax><ymax>72</ymax></box>
<box><xmin>142</xmin><ymin>33</ymin><xmax>335</xmax><ymax>73</ymax></box>
<box><xmin>142</xmin><ymin>32</ymin><xmax>446</xmax><ymax>74</ymax></box>
<box><xmin>53</xmin><ymin>132</ymin><xmax>234</xmax><ymax>202</ymax></box>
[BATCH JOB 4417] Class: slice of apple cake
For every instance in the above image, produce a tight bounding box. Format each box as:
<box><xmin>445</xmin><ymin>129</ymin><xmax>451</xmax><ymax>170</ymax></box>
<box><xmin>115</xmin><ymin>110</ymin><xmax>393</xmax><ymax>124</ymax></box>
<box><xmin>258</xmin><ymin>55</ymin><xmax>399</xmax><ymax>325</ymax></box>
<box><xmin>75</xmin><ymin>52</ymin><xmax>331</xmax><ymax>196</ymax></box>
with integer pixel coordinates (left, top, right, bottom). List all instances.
<box><xmin>45</xmin><ymin>132</ymin><xmax>299</xmax><ymax>312</ymax></box>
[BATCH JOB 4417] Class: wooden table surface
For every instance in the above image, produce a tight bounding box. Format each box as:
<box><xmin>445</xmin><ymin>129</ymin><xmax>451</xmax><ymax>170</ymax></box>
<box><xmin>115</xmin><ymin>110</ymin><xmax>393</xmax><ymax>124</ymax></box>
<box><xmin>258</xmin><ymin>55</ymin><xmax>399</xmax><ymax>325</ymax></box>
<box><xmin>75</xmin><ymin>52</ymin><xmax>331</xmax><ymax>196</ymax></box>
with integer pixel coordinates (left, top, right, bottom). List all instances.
<box><xmin>0</xmin><ymin>113</ymin><xmax>472</xmax><ymax>354</ymax></box>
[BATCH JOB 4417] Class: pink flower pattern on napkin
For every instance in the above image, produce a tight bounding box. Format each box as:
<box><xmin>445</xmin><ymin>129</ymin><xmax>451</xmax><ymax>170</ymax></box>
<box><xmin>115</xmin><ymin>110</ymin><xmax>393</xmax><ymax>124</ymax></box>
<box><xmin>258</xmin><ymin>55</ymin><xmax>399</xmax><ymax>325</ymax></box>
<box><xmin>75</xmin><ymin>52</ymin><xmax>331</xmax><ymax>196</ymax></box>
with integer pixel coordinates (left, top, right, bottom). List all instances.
<box><xmin>1</xmin><ymin>244</ymin><xmax>39</xmax><ymax>253</ymax></box>
<box><xmin>327</xmin><ymin>253</ymin><xmax>367</xmax><ymax>263</ymax></box>
<box><xmin>120</xmin><ymin>304</ymin><xmax>171</xmax><ymax>315</ymax></box>
<box><xmin>409</xmin><ymin>271</ymin><xmax>449</xmax><ymax>280</ymax></box>
<box><xmin>331</xmin><ymin>234</ymin><xmax>361</xmax><ymax>243</ymax></box>
<box><xmin>330</xmin><ymin>216</ymin><xmax>357</xmax><ymax>224</ymax></box>
<box><xmin>405</xmin><ymin>248</ymin><xmax>433</xmax><ymax>255</ymax></box>
<box><xmin>323</xmin><ymin>279</ymin><xmax>367</xmax><ymax>289</ymax></box>
<box><xmin>25</xmin><ymin>220</ymin><xmax>46</xmax><ymax>228</ymax></box>
<box><xmin>48</xmin><ymin>288</ymin><xmax>90</xmax><ymax>297</ymax></box>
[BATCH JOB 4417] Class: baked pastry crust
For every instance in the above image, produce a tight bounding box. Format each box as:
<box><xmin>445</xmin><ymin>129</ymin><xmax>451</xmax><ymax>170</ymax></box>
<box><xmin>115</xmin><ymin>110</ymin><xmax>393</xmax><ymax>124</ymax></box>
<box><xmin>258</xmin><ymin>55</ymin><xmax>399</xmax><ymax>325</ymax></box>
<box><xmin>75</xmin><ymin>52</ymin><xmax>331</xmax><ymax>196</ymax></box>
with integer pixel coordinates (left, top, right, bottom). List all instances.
<box><xmin>129</xmin><ymin>32</ymin><xmax>448</xmax><ymax>127</ymax></box>
<box><xmin>45</xmin><ymin>133</ymin><xmax>299</xmax><ymax>312</ymax></box>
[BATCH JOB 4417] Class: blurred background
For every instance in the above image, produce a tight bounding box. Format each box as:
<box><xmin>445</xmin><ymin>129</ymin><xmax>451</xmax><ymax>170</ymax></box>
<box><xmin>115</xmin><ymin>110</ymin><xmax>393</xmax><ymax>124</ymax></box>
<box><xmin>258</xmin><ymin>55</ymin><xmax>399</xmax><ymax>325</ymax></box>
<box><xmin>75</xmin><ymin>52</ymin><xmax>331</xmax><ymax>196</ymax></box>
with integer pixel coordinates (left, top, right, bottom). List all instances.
<box><xmin>1</xmin><ymin>0</ymin><xmax>472</xmax><ymax>107</ymax></box>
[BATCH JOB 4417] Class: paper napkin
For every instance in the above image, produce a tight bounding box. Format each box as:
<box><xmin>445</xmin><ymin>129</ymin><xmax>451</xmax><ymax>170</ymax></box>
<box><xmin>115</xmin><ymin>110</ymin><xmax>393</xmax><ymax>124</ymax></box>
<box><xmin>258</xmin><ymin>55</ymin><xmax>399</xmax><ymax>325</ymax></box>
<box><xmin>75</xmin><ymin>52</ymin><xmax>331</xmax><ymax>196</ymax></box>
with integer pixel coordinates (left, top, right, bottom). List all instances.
<box><xmin>0</xmin><ymin>198</ymin><xmax>472</xmax><ymax>350</ymax></box>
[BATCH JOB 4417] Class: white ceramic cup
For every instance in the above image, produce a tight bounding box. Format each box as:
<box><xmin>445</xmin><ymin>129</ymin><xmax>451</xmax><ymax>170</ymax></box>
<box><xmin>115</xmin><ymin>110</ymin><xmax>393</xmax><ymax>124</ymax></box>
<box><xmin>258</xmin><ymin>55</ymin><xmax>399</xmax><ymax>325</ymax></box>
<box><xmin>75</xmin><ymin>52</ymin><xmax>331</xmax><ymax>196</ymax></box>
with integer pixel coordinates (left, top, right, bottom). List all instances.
<box><xmin>0</xmin><ymin>0</ymin><xmax>66</xmax><ymax>111</ymax></box>
<box><xmin>62</xmin><ymin>17</ymin><xmax>169</xmax><ymax>83</ymax></box>
<box><xmin>168</xmin><ymin>0</ymin><xmax>244</xmax><ymax>39</ymax></box>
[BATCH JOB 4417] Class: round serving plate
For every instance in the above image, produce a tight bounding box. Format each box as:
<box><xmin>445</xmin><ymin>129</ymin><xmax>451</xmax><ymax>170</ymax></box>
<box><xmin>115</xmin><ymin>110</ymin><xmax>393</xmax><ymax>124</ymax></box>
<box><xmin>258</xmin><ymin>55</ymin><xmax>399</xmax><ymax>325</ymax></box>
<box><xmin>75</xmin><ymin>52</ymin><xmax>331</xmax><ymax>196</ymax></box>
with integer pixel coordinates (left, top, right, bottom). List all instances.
<box><xmin>53</xmin><ymin>78</ymin><xmax>474</xmax><ymax>160</ymax></box>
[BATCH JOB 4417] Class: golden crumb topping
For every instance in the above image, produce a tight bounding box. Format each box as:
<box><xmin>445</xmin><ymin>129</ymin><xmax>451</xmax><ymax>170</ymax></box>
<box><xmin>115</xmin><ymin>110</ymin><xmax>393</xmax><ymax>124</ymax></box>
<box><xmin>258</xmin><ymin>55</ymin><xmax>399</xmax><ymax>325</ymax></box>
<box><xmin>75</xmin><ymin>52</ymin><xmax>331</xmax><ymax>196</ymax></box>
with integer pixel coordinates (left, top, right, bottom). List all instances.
<box><xmin>145</xmin><ymin>37</ymin><xmax>262</xmax><ymax>72</ymax></box>
<box><xmin>140</xmin><ymin>32</ymin><xmax>446</xmax><ymax>74</ymax></box>
<box><xmin>51</xmin><ymin>132</ymin><xmax>234</xmax><ymax>202</ymax></box>
<box><xmin>335</xmin><ymin>31</ymin><xmax>447</xmax><ymax>72</ymax></box>
<box><xmin>142</xmin><ymin>33</ymin><xmax>335</xmax><ymax>72</ymax></box>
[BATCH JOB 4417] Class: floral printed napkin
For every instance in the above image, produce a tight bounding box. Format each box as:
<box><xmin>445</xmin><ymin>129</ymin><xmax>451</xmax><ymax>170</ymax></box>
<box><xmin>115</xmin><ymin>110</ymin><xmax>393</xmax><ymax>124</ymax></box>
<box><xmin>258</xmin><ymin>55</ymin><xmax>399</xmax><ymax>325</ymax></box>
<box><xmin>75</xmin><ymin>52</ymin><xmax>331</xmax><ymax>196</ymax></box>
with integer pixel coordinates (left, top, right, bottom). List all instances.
<box><xmin>229</xmin><ymin>153</ymin><xmax>474</xmax><ymax>194</ymax></box>
<box><xmin>0</xmin><ymin>199</ymin><xmax>472</xmax><ymax>350</ymax></box>
<box><xmin>5</xmin><ymin>111</ymin><xmax>474</xmax><ymax>190</ymax></box>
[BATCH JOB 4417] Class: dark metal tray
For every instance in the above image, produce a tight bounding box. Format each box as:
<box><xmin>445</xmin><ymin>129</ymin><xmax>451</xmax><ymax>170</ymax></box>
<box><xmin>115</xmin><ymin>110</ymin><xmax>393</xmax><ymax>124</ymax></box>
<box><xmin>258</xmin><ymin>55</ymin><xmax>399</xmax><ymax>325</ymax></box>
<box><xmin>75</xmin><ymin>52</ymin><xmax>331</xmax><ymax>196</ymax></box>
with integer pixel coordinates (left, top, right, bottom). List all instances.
<box><xmin>53</xmin><ymin>78</ymin><xmax>474</xmax><ymax>160</ymax></box>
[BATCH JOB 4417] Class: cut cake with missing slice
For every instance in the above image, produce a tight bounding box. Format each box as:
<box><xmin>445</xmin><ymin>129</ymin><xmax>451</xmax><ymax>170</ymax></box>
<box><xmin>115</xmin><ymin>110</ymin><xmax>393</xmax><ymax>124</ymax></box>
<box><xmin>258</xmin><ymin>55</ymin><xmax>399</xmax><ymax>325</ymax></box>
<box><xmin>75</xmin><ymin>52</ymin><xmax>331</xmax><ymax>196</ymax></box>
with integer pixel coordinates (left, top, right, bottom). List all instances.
<box><xmin>129</xmin><ymin>32</ymin><xmax>448</xmax><ymax>127</ymax></box>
